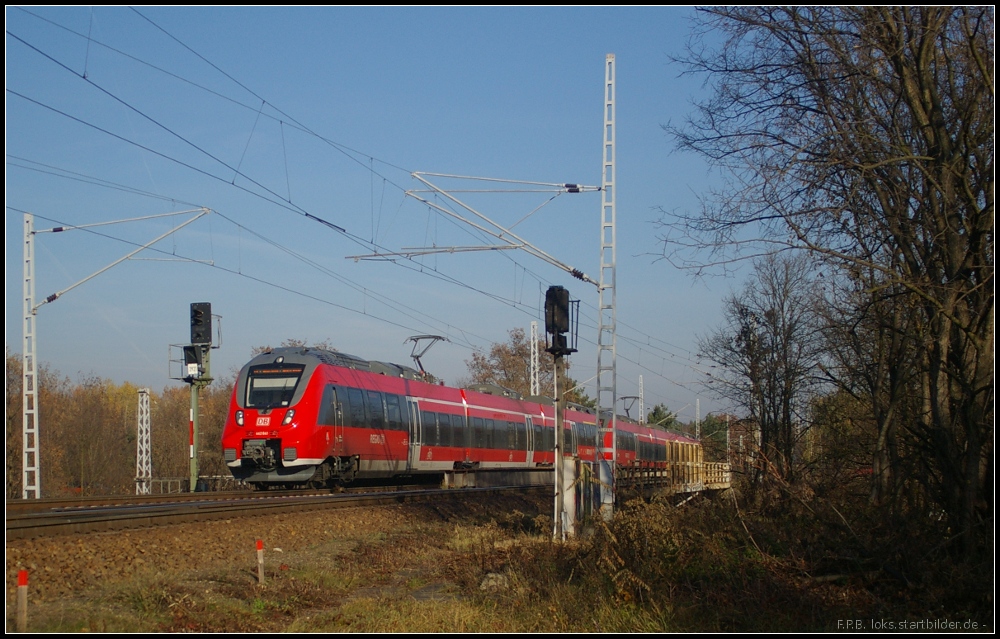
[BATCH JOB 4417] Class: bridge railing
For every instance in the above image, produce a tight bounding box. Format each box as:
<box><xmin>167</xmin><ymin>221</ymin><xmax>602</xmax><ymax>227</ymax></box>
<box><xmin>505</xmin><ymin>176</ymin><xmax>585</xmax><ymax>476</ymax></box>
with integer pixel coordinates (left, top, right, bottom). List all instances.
<box><xmin>616</xmin><ymin>461</ymin><xmax>730</xmax><ymax>493</ymax></box>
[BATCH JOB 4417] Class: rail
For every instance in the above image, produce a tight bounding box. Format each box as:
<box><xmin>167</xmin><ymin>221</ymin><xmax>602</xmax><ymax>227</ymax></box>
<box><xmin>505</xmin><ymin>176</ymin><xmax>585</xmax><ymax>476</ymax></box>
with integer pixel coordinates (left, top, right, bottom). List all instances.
<box><xmin>6</xmin><ymin>484</ymin><xmax>550</xmax><ymax>540</ymax></box>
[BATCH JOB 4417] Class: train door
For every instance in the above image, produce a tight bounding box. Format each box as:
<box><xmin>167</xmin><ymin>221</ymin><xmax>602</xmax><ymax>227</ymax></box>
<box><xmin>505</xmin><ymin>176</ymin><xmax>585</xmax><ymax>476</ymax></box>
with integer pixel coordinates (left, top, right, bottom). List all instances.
<box><xmin>329</xmin><ymin>386</ymin><xmax>344</xmax><ymax>455</ymax></box>
<box><xmin>320</xmin><ymin>385</ymin><xmax>345</xmax><ymax>455</ymax></box>
<box><xmin>525</xmin><ymin>416</ymin><xmax>534</xmax><ymax>465</ymax></box>
<box><xmin>564</xmin><ymin>421</ymin><xmax>577</xmax><ymax>458</ymax></box>
<box><xmin>406</xmin><ymin>397</ymin><xmax>421</xmax><ymax>471</ymax></box>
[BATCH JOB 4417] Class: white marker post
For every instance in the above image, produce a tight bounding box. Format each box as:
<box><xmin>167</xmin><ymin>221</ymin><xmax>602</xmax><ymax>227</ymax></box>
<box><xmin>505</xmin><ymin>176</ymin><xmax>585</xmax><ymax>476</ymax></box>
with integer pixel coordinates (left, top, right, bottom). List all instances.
<box><xmin>256</xmin><ymin>540</ymin><xmax>265</xmax><ymax>584</ymax></box>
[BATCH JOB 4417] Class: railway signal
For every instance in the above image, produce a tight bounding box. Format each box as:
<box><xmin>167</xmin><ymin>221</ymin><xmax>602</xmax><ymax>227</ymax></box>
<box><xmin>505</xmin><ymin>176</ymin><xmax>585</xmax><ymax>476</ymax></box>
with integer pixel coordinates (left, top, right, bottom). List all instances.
<box><xmin>183</xmin><ymin>302</ymin><xmax>215</xmax><ymax>493</ymax></box>
<box><xmin>190</xmin><ymin>302</ymin><xmax>212</xmax><ymax>345</ymax></box>
<box><xmin>544</xmin><ymin>286</ymin><xmax>578</xmax><ymax>357</ymax></box>
<box><xmin>545</xmin><ymin>286</ymin><xmax>570</xmax><ymax>335</ymax></box>
<box><xmin>545</xmin><ymin>285</ymin><xmax>581</xmax><ymax>539</ymax></box>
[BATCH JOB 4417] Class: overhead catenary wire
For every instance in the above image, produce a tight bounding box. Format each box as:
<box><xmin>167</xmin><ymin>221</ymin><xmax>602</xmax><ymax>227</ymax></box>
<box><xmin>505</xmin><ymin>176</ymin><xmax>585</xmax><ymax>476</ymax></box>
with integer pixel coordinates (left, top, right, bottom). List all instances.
<box><xmin>10</xmin><ymin>206</ymin><xmax>485</xmax><ymax>353</ymax></box>
<box><xmin>7</xmin><ymin>9</ymin><xmax>714</xmax><ymax>413</ymax></box>
<box><xmin>10</xmin><ymin>145</ymin><xmax>704</xmax><ymax>413</ymax></box>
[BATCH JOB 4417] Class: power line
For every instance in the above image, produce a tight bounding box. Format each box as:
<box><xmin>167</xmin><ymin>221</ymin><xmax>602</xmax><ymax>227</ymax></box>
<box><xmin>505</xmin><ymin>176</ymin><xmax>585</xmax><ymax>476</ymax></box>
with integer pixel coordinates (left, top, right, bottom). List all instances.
<box><xmin>10</xmin><ymin>206</ymin><xmax>486</xmax><ymax>352</ymax></box>
<box><xmin>8</xmin><ymin>10</ymin><xmax>714</xmax><ymax>410</ymax></box>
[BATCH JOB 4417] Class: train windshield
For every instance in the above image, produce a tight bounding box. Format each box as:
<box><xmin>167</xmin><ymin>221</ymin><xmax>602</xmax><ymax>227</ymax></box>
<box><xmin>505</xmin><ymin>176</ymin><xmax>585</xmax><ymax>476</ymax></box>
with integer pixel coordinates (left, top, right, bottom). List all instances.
<box><xmin>245</xmin><ymin>365</ymin><xmax>306</xmax><ymax>408</ymax></box>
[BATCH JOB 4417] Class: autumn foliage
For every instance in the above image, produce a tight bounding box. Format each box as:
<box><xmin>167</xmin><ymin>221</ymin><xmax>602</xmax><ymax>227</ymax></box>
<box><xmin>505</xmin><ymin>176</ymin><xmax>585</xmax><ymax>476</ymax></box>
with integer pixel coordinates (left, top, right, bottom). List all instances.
<box><xmin>6</xmin><ymin>347</ymin><xmax>233</xmax><ymax>498</ymax></box>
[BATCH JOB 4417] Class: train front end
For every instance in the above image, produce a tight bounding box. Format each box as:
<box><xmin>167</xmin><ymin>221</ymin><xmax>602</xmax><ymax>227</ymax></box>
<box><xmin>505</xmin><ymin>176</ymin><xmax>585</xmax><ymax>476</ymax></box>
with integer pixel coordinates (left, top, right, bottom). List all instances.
<box><xmin>221</xmin><ymin>348</ymin><xmax>329</xmax><ymax>488</ymax></box>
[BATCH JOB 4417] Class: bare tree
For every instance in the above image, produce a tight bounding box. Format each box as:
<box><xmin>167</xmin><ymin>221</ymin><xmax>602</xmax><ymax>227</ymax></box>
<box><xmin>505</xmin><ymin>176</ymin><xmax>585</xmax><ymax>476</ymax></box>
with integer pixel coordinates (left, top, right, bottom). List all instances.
<box><xmin>698</xmin><ymin>254</ymin><xmax>823</xmax><ymax>484</ymax></box>
<box><xmin>664</xmin><ymin>6</ymin><xmax>993</xmax><ymax>551</ymax></box>
<box><xmin>817</xmin><ymin>267</ymin><xmax>923</xmax><ymax>509</ymax></box>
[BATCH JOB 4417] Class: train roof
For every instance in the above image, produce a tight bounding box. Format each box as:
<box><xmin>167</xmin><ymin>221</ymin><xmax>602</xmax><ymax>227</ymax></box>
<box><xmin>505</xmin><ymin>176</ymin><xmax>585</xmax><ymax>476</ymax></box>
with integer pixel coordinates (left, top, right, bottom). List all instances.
<box><xmin>465</xmin><ymin>382</ymin><xmax>523</xmax><ymax>400</ymax></box>
<box><xmin>255</xmin><ymin>346</ymin><xmax>426</xmax><ymax>380</ymax></box>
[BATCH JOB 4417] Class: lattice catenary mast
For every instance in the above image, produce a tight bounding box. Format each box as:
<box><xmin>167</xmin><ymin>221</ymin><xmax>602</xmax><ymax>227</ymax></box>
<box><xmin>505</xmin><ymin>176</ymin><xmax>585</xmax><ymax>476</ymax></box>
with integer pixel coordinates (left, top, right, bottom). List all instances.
<box><xmin>21</xmin><ymin>209</ymin><xmax>209</xmax><ymax>498</ymax></box>
<box><xmin>530</xmin><ymin>320</ymin><xmax>540</xmax><ymax>396</ymax></box>
<box><xmin>136</xmin><ymin>388</ymin><xmax>152</xmax><ymax>495</ymax></box>
<box><xmin>595</xmin><ymin>53</ymin><xmax>618</xmax><ymax>519</ymax></box>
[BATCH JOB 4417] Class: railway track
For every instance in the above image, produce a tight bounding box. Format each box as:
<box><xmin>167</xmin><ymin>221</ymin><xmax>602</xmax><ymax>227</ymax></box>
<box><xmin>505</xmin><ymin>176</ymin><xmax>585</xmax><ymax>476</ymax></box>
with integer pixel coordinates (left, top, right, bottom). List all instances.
<box><xmin>6</xmin><ymin>484</ymin><xmax>549</xmax><ymax>540</ymax></box>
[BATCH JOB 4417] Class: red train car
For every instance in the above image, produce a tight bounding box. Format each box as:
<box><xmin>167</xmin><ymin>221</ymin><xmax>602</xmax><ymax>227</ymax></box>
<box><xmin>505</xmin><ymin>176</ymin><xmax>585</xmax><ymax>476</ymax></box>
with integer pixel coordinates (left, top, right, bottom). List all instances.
<box><xmin>221</xmin><ymin>346</ymin><xmax>701</xmax><ymax>489</ymax></box>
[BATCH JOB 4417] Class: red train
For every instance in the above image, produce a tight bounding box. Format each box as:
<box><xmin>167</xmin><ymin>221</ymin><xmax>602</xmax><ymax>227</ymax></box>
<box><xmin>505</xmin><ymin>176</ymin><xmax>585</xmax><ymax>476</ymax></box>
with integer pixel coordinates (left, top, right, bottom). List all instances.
<box><xmin>221</xmin><ymin>346</ymin><xmax>703</xmax><ymax>489</ymax></box>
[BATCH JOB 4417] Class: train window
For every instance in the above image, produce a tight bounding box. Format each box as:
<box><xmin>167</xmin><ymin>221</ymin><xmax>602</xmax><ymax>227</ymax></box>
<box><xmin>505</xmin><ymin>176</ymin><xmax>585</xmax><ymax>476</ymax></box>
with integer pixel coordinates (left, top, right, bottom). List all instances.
<box><xmin>451</xmin><ymin>414</ymin><xmax>467</xmax><ymax>448</ymax></box>
<box><xmin>318</xmin><ymin>386</ymin><xmax>337</xmax><ymax>425</ymax></box>
<box><xmin>245</xmin><ymin>364</ymin><xmax>305</xmax><ymax>408</ymax></box>
<box><xmin>421</xmin><ymin>411</ymin><xmax>438</xmax><ymax>446</ymax></box>
<box><xmin>339</xmin><ymin>389</ymin><xmax>351</xmax><ymax>424</ymax></box>
<box><xmin>347</xmin><ymin>388</ymin><xmax>366</xmax><ymax>428</ymax></box>
<box><xmin>485</xmin><ymin>419</ymin><xmax>496</xmax><ymax>449</ymax></box>
<box><xmin>623</xmin><ymin>432</ymin><xmax>636</xmax><ymax>452</ymax></box>
<box><xmin>439</xmin><ymin>413</ymin><xmax>454</xmax><ymax>448</ymax></box>
<box><xmin>472</xmin><ymin>417</ymin><xmax>485</xmax><ymax>448</ymax></box>
<box><xmin>366</xmin><ymin>391</ymin><xmax>385</xmax><ymax>430</ymax></box>
<box><xmin>385</xmin><ymin>394</ymin><xmax>404</xmax><ymax>431</ymax></box>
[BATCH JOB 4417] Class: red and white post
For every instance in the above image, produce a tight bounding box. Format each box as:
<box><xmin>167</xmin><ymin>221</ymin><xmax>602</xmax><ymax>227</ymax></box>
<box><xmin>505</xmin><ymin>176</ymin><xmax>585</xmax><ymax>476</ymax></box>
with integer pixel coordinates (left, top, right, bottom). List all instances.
<box><xmin>256</xmin><ymin>540</ymin><xmax>265</xmax><ymax>584</ymax></box>
<box><xmin>16</xmin><ymin>570</ymin><xmax>28</xmax><ymax>632</ymax></box>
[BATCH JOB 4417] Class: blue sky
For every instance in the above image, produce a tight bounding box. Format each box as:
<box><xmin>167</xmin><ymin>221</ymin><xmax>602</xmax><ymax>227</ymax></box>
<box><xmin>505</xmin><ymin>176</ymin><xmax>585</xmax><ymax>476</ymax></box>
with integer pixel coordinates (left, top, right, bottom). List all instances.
<box><xmin>6</xmin><ymin>6</ymin><xmax>737</xmax><ymax>423</ymax></box>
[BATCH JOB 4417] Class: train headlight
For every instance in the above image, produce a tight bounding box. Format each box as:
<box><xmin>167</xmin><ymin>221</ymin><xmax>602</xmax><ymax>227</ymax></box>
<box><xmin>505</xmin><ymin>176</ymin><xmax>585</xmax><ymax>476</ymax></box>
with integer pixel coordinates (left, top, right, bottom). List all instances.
<box><xmin>282</xmin><ymin>409</ymin><xmax>295</xmax><ymax>425</ymax></box>
<box><xmin>235</xmin><ymin>410</ymin><xmax>244</xmax><ymax>426</ymax></box>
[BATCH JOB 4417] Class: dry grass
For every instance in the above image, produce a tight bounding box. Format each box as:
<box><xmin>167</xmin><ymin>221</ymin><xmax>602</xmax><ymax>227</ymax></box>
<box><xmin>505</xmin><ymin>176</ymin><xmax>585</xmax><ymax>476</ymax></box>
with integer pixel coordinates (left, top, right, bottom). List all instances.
<box><xmin>9</xmin><ymin>488</ymin><xmax>992</xmax><ymax>632</ymax></box>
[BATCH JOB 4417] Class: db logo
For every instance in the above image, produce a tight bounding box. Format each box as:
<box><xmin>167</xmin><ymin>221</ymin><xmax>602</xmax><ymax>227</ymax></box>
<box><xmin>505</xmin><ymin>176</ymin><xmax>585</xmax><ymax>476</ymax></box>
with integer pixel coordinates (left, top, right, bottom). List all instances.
<box><xmin>256</xmin><ymin>416</ymin><xmax>270</xmax><ymax>426</ymax></box>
